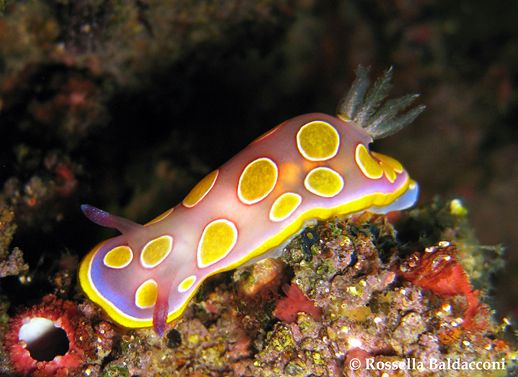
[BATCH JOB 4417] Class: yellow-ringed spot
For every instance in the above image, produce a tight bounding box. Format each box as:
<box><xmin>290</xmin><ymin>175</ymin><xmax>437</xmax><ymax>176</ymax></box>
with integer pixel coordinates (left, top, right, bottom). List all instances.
<box><xmin>371</xmin><ymin>151</ymin><xmax>404</xmax><ymax>173</ymax></box>
<box><xmin>355</xmin><ymin>144</ymin><xmax>384</xmax><ymax>179</ymax></box>
<box><xmin>269</xmin><ymin>192</ymin><xmax>302</xmax><ymax>222</ymax></box>
<box><xmin>140</xmin><ymin>235</ymin><xmax>173</xmax><ymax>269</ymax></box>
<box><xmin>178</xmin><ymin>275</ymin><xmax>196</xmax><ymax>293</ymax></box>
<box><xmin>135</xmin><ymin>279</ymin><xmax>158</xmax><ymax>309</ymax></box>
<box><xmin>296</xmin><ymin>121</ymin><xmax>340</xmax><ymax>161</ymax></box>
<box><xmin>238</xmin><ymin>158</ymin><xmax>278</xmax><ymax>205</ymax></box>
<box><xmin>197</xmin><ymin>219</ymin><xmax>238</xmax><ymax>268</ymax></box>
<box><xmin>103</xmin><ymin>246</ymin><xmax>133</xmax><ymax>269</ymax></box>
<box><xmin>379</xmin><ymin>161</ymin><xmax>397</xmax><ymax>183</ymax></box>
<box><xmin>183</xmin><ymin>170</ymin><xmax>219</xmax><ymax>208</ymax></box>
<box><xmin>146</xmin><ymin>207</ymin><xmax>174</xmax><ymax>225</ymax></box>
<box><xmin>304</xmin><ymin>167</ymin><xmax>344</xmax><ymax>198</ymax></box>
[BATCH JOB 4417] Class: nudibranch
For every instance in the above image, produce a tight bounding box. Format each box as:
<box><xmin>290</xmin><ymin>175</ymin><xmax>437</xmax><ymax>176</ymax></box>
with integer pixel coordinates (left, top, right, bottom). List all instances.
<box><xmin>79</xmin><ymin>66</ymin><xmax>425</xmax><ymax>336</ymax></box>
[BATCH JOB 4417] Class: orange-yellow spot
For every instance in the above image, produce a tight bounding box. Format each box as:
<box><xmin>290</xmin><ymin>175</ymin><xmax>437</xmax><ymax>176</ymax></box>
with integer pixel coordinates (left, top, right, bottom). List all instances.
<box><xmin>371</xmin><ymin>151</ymin><xmax>404</xmax><ymax>173</ymax></box>
<box><xmin>380</xmin><ymin>161</ymin><xmax>397</xmax><ymax>183</ymax></box>
<box><xmin>296</xmin><ymin>121</ymin><xmax>340</xmax><ymax>161</ymax></box>
<box><xmin>197</xmin><ymin>219</ymin><xmax>238</xmax><ymax>268</ymax></box>
<box><xmin>269</xmin><ymin>192</ymin><xmax>302</xmax><ymax>222</ymax></box>
<box><xmin>304</xmin><ymin>167</ymin><xmax>344</xmax><ymax>198</ymax></box>
<box><xmin>146</xmin><ymin>208</ymin><xmax>174</xmax><ymax>225</ymax></box>
<box><xmin>238</xmin><ymin>158</ymin><xmax>278</xmax><ymax>205</ymax></box>
<box><xmin>183</xmin><ymin>170</ymin><xmax>219</xmax><ymax>208</ymax></box>
<box><xmin>135</xmin><ymin>279</ymin><xmax>158</xmax><ymax>309</ymax></box>
<box><xmin>140</xmin><ymin>235</ymin><xmax>173</xmax><ymax>269</ymax></box>
<box><xmin>281</xmin><ymin>161</ymin><xmax>302</xmax><ymax>185</ymax></box>
<box><xmin>178</xmin><ymin>275</ymin><xmax>196</xmax><ymax>293</ymax></box>
<box><xmin>355</xmin><ymin>144</ymin><xmax>384</xmax><ymax>179</ymax></box>
<box><xmin>103</xmin><ymin>246</ymin><xmax>133</xmax><ymax>269</ymax></box>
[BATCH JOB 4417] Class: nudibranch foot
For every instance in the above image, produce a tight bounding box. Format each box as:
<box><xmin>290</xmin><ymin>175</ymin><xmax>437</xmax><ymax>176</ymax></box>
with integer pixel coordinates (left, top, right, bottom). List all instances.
<box><xmin>337</xmin><ymin>64</ymin><xmax>426</xmax><ymax>139</ymax></box>
<box><xmin>367</xmin><ymin>179</ymin><xmax>419</xmax><ymax>213</ymax></box>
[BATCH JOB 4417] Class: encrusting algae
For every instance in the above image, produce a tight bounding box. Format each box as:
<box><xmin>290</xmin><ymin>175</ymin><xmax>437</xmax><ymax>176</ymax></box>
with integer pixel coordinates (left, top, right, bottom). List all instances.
<box><xmin>0</xmin><ymin>190</ymin><xmax>516</xmax><ymax>376</ymax></box>
<box><xmin>3</xmin><ymin>198</ymin><xmax>511</xmax><ymax>377</ymax></box>
<box><xmin>0</xmin><ymin>0</ymin><xmax>517</xmax><ymax>376</ymax></box>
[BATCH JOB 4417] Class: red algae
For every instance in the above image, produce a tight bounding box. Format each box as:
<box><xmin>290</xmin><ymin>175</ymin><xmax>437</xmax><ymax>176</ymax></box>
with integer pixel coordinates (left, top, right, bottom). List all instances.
<box><xmin>0</xmin><ymin>0</ymin><xmax>516</xmax><ymax>375</ymax></box>
<box><xmin>397</xmin><ymin>242</ymin><xmax>481</xmax><ymax>325</ymax></box>
<box><xmin>273</xmin><ymin>283</ymin><xmax>322</xmax><ymax>322</ymax></box>
<box><xmin>2</xmin><ymin>200</ymin><xmax>505</xmax><ymax>377</ymax></box>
